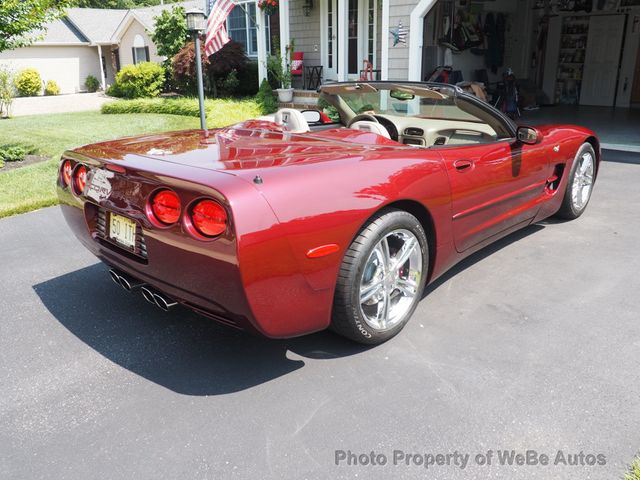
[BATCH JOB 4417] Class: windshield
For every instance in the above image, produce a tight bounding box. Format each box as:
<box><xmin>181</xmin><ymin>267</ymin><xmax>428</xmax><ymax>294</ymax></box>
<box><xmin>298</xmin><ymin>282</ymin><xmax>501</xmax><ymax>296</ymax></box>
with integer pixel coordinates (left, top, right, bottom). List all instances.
<box><xmin>321</xmin><ymin>83</ymin><xmax>485</xmax><ymax>123</ymax></box>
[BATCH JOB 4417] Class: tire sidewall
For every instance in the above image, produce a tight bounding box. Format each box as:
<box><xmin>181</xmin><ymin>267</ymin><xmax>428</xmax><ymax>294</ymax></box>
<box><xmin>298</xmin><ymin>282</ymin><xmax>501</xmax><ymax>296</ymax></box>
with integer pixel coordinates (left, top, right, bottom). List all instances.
<box><xmin>346</xmin><ymin>211</ymin><xmax>429</xmax><ymax>344</ymax></box>
<box><xmin>564</xmin><ymin>143</ymin><xmax>597</xmax><ymax>218</ymax></box>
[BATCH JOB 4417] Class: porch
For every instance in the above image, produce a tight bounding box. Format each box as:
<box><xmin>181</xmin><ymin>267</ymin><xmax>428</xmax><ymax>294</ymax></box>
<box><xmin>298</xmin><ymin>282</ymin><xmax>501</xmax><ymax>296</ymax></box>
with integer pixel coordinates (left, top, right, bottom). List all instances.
<box><xmin>256</xmin><ymin>0</ymin><xmax>385</xmax><ymax>86</ymax></box>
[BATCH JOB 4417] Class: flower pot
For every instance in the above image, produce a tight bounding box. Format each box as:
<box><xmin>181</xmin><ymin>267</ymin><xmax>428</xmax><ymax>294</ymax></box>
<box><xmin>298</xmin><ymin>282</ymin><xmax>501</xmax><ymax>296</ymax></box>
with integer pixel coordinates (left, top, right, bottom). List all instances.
<box><xmin>276</xmin><ymin>88</ymin><xmax>294</xmax><ymax>103</ymax></box>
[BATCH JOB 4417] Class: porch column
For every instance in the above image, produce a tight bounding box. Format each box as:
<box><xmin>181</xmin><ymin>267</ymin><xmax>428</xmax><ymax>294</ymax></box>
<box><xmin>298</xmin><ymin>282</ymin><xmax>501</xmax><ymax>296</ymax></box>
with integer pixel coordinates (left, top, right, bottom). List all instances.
<box><xmin>97</xmin><ymin>44</ymin><xmax>106</xmax><ymax>90</ymax></box>
<box><xmin>256</xmin><ymin>2</ymin><xmax>268</xmax><ymax>84</ymax></box>
<box><xmin>337</xmin><ymin>0</ymin><xmax>348</xmax><ymax>81</ymax></box>
<box><xmin>408</xmin><ymin>0</ymin><xmax>437</xmax><ymax>81</ymax></box>
<box><xmin>380</xmin><ymin>0</ymin><xmax>389</xmax><ymax>80</ymax></box>
<box><xmin>278</xmin><ymin>0</ymin><xmax>290</xmax><ymax>74</ymax></box>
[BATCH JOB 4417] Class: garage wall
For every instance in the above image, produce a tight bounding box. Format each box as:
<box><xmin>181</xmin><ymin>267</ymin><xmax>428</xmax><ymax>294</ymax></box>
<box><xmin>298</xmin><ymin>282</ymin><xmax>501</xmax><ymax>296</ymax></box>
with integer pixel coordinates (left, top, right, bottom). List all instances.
<box><xmin>616</xmin><ymin>12</ymin><xmax>640</xmax><ymax>107</ymax></box>
<box><xmin>0</xmin><ymin>45</ymin><xmax>101</xmax><ymax>94</ymax></box>
<box><xmin>444</xmin><ymin>0</ymin><xmax>534</xmax><ymax>83</ymax></box>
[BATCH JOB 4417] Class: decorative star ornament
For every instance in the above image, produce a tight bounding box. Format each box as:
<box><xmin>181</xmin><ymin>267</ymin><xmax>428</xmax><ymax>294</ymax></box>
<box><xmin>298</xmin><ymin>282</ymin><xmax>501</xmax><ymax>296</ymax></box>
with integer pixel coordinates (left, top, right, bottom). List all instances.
<box><xmin>390</xmin><ymin>21</ymin><xmax>408</xmax><ymax>46</ymax></box>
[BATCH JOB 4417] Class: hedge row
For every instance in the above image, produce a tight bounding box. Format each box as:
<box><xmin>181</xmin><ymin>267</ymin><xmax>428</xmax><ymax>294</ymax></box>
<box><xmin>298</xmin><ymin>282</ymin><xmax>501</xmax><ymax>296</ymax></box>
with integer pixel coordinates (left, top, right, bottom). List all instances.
<box><xmin>101</xmin><ymin>97</ymin><xmax>264</xmax><ymax>128</ymax></box>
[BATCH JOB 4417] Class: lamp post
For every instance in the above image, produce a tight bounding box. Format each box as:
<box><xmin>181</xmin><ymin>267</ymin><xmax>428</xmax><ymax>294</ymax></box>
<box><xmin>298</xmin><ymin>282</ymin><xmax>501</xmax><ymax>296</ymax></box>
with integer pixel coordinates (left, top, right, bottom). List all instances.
<box><xmin>186</xmin><ymin>9</ymin><xmax>207</xmax><ymax>133</ymax></box>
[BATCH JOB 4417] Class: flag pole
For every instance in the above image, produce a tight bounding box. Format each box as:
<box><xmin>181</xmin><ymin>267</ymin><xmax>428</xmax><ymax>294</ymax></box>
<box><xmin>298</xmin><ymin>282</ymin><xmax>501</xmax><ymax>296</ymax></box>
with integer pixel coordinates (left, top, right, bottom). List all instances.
<box><xmin>186</xmin><ymin>9</ymin><xmax>208</xmax><ymax>136</ymax></box>
<box><xmin>194</xmin><ymin>33</ymin><xmax>207</xmax><ymax>134</ymax></box>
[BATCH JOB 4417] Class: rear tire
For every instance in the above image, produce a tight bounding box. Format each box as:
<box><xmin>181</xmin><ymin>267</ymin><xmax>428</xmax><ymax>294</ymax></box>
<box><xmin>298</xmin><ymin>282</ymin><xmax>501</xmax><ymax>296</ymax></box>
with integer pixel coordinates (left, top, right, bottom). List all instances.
<box><xmin>555</xmin><ymin>143</ymin><xmax>597</xmax><ymax>220</ymax></box>
<box><xmin>331</xmin><ymin>209</ymin><xmax>429</xmax><ymax>344</ymax></box>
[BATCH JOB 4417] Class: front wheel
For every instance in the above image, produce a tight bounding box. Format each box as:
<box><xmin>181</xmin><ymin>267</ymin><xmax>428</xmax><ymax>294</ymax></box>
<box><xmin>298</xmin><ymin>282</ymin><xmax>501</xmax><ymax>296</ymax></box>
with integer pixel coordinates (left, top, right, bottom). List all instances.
<box><xmin>555</xmin><ymin>143</ymin><xmax>597</xmax><ymax>220</ymax></box>
<box><xmin>331</xmin><ymin>210</ymin><xmax>429</xmax><ymax>344</ymax></box>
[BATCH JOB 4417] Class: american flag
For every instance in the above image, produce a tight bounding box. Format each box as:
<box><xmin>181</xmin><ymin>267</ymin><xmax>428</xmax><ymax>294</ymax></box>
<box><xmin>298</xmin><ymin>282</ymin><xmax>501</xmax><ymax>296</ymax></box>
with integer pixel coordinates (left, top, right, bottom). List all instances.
<box><xmin>205</xmin><ymin>0</ymin><xmax>235</xmax><ymax>57</ymax></box>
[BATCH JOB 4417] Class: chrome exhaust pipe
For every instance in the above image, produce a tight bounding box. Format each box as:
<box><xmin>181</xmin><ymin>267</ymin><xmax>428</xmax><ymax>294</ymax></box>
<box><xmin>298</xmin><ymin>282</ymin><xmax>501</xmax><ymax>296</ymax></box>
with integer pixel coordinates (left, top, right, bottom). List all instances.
<box><xmin>153</xmin><ymin>292</ymin><xmax>178</xmax><ymax>312</ymax></box>
<box><xmin>109</xmin><ymin>269</ymin><xmax>121</xmax><ymax>286</ymax></box>
<box><xmin>140</xmin><ymin>286</ymin><xmax>177</xmax><ymax>311</ymax></box>
<box><xmin>109</xmin><ymin>269</ymin><xmax>146</xmax><ymax>292</ymax></box>
<box><xmin>140</xmin><ymin>286</ymin><xmax>157</xmax><ymax>305</ymax></box>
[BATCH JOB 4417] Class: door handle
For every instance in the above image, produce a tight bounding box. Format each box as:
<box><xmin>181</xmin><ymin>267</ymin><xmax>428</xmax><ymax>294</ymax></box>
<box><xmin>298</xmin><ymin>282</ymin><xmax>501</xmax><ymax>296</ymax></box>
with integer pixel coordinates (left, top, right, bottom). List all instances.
<box><xmin>454</xmin><ymin>159</ymin><xmax>474</xmax><ymax>172</ymax></box>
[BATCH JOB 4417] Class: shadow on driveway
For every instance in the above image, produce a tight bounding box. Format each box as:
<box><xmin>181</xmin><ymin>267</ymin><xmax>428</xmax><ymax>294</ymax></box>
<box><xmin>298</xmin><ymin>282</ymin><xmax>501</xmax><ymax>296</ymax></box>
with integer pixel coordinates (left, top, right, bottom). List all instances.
<box><xmin>33</xmin><ymin>223</ymin><xmax>545</xmax><ymax>397</ymax></box>
<box><xmin>33</xmin><ymin>263</ymin><xmax>369</xmax><ymax>396</ymax></box>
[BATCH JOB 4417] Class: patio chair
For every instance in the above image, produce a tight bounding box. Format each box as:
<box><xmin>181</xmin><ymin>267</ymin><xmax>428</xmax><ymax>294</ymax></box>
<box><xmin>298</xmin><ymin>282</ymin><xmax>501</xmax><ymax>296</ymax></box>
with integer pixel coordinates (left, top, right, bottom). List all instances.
<box><xmin>291</xmin><ymin>52</ymin><xmax>304</xmax><ymax>89</ymax></box>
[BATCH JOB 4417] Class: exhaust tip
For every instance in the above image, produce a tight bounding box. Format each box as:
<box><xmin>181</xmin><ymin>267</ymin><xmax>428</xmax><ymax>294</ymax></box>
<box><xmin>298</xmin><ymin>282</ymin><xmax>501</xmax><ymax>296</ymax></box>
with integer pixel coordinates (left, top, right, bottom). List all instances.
<box><xmin>140</xmin><ymin>286</ymin><xmax>156</xmax><ymax>305</ymax></box>
<box><xmin>109</xmin><ymin>269</ymin><xmax>121</xmax><ymax>286</ymax></box>
<box><xmin>119</xmin><ymin>276</ymin><xmax>132</xmax><ymax>292</ymax></box>
<box><xmin>153</xmin><ymin>293</ymin><xmax>178</xmax><ymax>312</ymax></box>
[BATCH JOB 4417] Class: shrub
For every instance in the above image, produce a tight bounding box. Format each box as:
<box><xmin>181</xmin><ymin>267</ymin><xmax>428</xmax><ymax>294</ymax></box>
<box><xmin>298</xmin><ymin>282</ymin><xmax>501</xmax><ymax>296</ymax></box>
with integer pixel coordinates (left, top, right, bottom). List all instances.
<box><xmin>256</xmin><ymin>78</ymin><xmax>278</xmax><ymax>114</ymax></box>
<box><xmin>100</xmin><ymin>97</ymin><xmax>263</xmax><ymax>128</ymax></box>
<box><xmin>172</xmin><ymin>39</ymin><xmax>247</xmax><ymax>97</ymax></box>
<box><xmin>85</xmin><ymin>75</ymin><xmax>100</xmax><ymax>93</ymax></box>
<box><xmin>318</xmin><ymin>96</ymin><xmax>340</xmax><ymax>122</ymax></box>
<box><xmin>44</xmin><ymin>80</ymin><xmax>60</xmax><ymax>96</ymax></box>
<box><xmin>15</xmin><ymin>68</ymin><xmax>41</xmax><ymax>96</ymax></box>
<box><xmin>0</xmin><ymin>144</ymin><xmax>32</xmax><ymax>162</ymax></box>
<box><xmin>108</xmin><ymin>62</ymin><xmax>165</xmax><ymax>99</ymax></box>
<box><xmin>236</xmin><ymin>61</ymin><xmax>259</xmax><ymax>96</ymax></box>
<box><xmin>220</xmin><ymin>69</ymin><xmax>239</xmax><ymax>96</ymax></box>
<box><xmin>0</xmin><ymin>65</ymin><xmax>15</xmax><ymax>118</ymax></box>
<box><xmin>102</xmin><ymin>97</ymin><xmax>200</xmax><ymax>117</ymax></box>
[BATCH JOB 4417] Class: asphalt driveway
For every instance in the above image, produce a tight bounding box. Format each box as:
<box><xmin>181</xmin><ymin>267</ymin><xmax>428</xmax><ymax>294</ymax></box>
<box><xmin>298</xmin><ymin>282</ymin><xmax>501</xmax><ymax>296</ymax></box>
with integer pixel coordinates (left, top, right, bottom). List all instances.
<box><xmin>1</xmin><ymin>152</ymin><xmax>639</xmax><ymax>480</ymax></box>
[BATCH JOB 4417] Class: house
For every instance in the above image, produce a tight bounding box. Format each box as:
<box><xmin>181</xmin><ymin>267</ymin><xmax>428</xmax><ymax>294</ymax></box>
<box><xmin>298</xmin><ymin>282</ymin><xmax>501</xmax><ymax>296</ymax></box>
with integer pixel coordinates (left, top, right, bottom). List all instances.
<box><xmin>0</xmin><ymin>1</ymin><xmax>204</xmax><ymax>94</ymax></box>
<box><xmin>263</xmin><ymin>0</ymin><xmax>640</xmax><ymax>108</ymax></box>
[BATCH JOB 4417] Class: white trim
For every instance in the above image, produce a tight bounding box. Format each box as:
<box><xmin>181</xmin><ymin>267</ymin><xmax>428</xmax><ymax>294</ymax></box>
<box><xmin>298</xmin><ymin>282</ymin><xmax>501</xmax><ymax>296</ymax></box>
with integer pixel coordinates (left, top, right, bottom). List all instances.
<box><xmin>408</xmin><ymin>0</ymin><xmax>437</xmax><ymax>81</ymax></box>
<box><xmin>279</xmin><ymin>0</ymin><xmax>290</xmax><ymax>74</ymax></box>
<box><xmin>337</xmin><ymin>0</ymin><xmax>348</xmax><ymax>81</ymax></box>
<box><xmin>380</xmin><ymin>0</ymin><xmax>389</xmax><ymax>80</ymax></box>
<box><xmin>97</xmin><ymin>44</ymin><xmax>106</xmax><ymax>89</ymax></box>
<box><xmin>256</xmin><ymin>1</ymin><xmax>267</xmax><ymax>84</ymax></box>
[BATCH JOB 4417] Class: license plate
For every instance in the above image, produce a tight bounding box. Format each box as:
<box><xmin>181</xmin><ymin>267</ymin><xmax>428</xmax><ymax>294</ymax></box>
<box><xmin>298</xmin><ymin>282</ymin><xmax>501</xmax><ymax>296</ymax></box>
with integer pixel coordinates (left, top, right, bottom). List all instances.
<box><xmin>109</xmin><ymin>213</ymin><xmax>136</xmax><ymax>250</ymax></box>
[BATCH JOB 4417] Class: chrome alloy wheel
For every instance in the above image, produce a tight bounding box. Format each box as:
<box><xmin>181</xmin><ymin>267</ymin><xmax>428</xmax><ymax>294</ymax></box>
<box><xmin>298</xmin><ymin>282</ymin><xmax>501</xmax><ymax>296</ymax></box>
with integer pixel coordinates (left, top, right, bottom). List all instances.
<box><xmin>571</xmin><ymin>151</ymin><xmax>594</xmax><ymax>211</ymax></box>
<box><xmin>359</xmin><ymin>229</ymin><xmax>423</xmax><ymax>331</ymax></box>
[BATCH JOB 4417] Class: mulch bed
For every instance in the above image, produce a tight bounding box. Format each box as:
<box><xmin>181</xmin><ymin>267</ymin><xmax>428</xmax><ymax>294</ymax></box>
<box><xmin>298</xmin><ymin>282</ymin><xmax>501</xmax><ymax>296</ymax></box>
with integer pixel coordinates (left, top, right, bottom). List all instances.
<box><xmin>0</xmin><ymin>154</ymin><xmax>50</xmax><ymax>173</ymax></box>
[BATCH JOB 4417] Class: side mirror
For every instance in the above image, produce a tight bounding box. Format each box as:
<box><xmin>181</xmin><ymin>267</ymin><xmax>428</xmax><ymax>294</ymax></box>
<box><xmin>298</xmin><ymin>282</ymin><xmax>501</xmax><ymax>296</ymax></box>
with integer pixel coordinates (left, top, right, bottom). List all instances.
<box><xmin>301</xmin><ymin>110</ymin><xmax>322</xmax><ymax>124</ymax></box>
<box><xmin>516</xmin><ymin>126</ymin><xmax>543</xmax><ymax>145</ymax></box>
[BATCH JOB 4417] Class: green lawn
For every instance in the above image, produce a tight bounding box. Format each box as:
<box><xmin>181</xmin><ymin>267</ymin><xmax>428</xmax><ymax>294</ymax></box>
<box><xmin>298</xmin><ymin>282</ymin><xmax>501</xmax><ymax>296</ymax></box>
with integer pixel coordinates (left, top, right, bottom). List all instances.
<box><xmin>625</xmin><ymin>457</ymin><xmax>640</xmax><ymax>480</ymax></box>
<box><xmin>0</xmin><ymin>105</ymin><xmax>258</xmax><ymax>219</ymax></box>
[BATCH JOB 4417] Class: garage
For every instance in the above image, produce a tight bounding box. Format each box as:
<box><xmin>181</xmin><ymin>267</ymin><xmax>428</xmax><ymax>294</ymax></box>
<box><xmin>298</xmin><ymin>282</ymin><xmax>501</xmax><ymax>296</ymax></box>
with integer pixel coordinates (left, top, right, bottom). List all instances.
<box><xmin>418</xmin><ymin>0</ymin><xmax>640</xmax><ymax>148</ymax></box>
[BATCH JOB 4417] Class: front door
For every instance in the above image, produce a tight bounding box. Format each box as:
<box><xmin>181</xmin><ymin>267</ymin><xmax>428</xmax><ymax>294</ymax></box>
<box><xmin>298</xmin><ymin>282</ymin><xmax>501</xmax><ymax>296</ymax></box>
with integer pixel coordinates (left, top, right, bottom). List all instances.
<box><xmin>439</xmin><ymin>140</ymin><xmax>550</xmax><ymax>252</ymax></box>
<box><xmin>580</xmin><ymin>14</ymin><xmax>626</xmax><ymax>106</ymax></box>
<box><xmin>322</xmin><ymin>0</ymin><xmax>377</xmax><ymax>80</ymax></box>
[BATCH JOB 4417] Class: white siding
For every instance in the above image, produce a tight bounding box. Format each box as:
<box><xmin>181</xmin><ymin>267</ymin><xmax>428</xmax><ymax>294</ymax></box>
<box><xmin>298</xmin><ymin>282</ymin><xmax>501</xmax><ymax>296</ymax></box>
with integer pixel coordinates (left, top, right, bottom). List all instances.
<box><xmin>289</xmin><ymin>0</ymin><xmax>322</xmax><ymax>67</ymax></box>
<box><xmin>0</xmin><ymin>45</ymin><xmax>102</xmax><ymax>94</ymax></box>
<box><xmin>387</xmin><ymin>0</ymin><xmax>413</xmax><ymax>80</ymax></box>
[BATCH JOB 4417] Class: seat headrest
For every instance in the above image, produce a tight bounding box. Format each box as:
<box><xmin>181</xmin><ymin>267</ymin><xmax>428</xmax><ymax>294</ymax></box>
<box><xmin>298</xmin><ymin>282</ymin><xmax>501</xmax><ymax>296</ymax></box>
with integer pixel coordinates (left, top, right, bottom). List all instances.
<box><xmin>349</xmin><ymin>120</ymin><xmax>391</xmax><ymax>139</ymax></box>
<box><xmin>274</xmin><ymin>108</ymin><xmax>310</xmax><ymax>134</ymax></box>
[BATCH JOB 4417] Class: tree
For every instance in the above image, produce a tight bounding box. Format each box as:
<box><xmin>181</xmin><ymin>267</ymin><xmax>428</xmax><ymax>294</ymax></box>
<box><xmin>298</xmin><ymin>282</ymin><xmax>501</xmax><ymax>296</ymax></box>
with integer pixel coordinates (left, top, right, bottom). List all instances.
<box><xmin>151</xmin><ymin>5</ymin><xmax>189</xmax><ymax>59</ymax></box>
<box><xmin>0</xmin><ymin>0</ymin><xmax>73</xmax><ymax>53</ymax></box>
<box><xmin>75</xmin><ymin>0</ymin><xmax>178</xmax><ymax>8</ymax></box>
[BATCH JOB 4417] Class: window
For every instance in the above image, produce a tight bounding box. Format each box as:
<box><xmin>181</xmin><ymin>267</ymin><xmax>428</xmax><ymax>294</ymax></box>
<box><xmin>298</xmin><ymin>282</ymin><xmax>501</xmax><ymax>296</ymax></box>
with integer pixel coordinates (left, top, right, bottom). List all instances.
<box><xmin>132</xmin><ymin>34</ymin><xmax>149</xmax><ymax>64</ymax></box>
<box><xmin>227</xmin><ymin>2</ymin><xmax>270</xmax><ymax>57</ymax></box>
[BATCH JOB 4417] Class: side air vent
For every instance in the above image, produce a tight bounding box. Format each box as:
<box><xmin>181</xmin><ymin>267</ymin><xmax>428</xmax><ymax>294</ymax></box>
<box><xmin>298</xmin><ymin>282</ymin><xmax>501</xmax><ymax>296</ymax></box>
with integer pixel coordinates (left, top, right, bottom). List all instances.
<box><xmin>404</xmin><ymin>127</ymin><xmax>424</xmax><ymax>136</ymax></box>
<box><xmin>434</xmin><ymin>136</ymin><xmax>447</xmax><ymax>146</ymax></box>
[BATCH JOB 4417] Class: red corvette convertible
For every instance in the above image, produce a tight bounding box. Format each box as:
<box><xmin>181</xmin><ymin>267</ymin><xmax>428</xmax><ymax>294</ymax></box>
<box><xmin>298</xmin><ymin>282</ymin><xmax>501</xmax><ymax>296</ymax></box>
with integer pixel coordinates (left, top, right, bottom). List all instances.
<box><xmin>58</xmin><ymin>82</ymin><xmax>599</xmax><ymax>344</ymax></box>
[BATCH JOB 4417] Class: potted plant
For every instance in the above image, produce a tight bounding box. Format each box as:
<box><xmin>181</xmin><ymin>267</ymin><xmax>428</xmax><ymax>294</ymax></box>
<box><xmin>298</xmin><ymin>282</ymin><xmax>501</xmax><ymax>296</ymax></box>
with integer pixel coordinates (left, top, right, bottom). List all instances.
<box><xmin>267</xmin><ymin>42</ymin><xmax>295</xmax><ymax>103</ymax></box>
<box><xmin>258</xmin><ymin>0</ymin><xmax>278</xmax><ymax>15</ymax></box>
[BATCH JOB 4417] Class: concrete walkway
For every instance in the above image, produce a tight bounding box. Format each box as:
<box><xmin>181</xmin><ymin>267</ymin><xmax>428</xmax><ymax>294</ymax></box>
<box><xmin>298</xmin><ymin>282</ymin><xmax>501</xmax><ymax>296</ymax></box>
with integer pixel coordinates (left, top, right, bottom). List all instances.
<box><xmin>9</xmin><ymin>92</ymin><xmax>114</xmax><ymax>116</ymax></box>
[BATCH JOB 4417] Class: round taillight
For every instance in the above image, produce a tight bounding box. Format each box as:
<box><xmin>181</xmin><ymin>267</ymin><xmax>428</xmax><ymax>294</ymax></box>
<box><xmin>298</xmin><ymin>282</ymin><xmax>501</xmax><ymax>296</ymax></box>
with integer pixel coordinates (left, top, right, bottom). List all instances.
<box><xmin>191</xmin><ymin>200</ymin><xmax>227</xmax><ymax>237</ymax></box>
<box><xmin>61</xmin><ymin>160</ymin><xmax>72</xmax><ymax>187</ymax></box>
<box><xmin>73</xmin><ymin>165</ymin><xmax>87</xmax><ymax>194</ymax></box>
<box><xmin>150</xmin><ymin>189</ymin><xmax>181</xmax><ymax>225</ymax></box>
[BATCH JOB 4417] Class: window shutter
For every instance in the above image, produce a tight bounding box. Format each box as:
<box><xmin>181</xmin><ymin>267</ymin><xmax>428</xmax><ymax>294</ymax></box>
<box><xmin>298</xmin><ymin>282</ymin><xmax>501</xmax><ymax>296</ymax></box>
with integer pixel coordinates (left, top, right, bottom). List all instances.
<box><xmin>144</xmin><ymin>46</ymin><xmax>150</xmax><ymax>62</ymax></box>
<box><xmin>132</xmin><ymin>47</ymin><xmax>136</xmax><ymax>65</ymax></box>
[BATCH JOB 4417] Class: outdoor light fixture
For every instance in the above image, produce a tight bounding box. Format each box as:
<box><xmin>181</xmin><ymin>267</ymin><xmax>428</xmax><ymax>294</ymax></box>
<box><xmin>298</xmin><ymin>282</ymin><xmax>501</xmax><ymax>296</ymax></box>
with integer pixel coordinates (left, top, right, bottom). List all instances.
<box><xmin>185</xmin><ymin>9</ymin><xmax>206</xmax><ymax>32</ymax></box>
<box><xmin>302</xmin><ymin>0</ymin><xmax>313</xmax><ymax>16</ymax></box>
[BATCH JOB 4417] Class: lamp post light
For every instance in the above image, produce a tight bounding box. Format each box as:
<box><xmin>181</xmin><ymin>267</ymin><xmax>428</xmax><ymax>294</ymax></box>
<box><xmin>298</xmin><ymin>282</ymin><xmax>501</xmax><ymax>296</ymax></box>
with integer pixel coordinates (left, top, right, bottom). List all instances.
<box><xmin>186</xmin><ymin>9</ymin><xmax>207</xmax><ymax>133</ymax></box>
